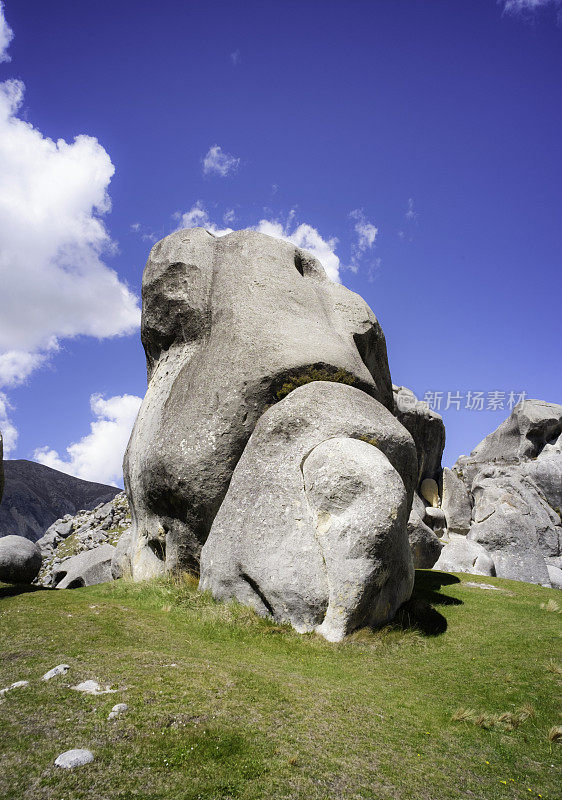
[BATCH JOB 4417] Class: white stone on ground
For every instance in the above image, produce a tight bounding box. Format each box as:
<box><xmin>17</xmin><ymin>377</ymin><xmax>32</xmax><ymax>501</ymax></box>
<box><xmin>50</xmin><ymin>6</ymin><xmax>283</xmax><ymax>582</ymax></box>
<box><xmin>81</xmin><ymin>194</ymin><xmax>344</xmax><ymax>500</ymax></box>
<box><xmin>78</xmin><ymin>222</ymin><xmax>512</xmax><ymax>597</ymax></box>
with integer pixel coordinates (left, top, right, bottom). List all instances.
<box><xmin>42</xmin><ymin>664</ymin><xmax>70</xmax><ymax>681</ymax></box>
<box><xmin>464</xmin><ymin>582</ymin><xmax>504</xmax><ymax>591</ymax></box>
<box><xmin>54</xmin><ymin>749</ymin><xmax>94</xmax><ymax>769</ymax></box>
<box><xmin>0</xmin><ymin>680</ymin><xmax>29</xmax><ymax>698</ymax></box>
<box><xmin>72</xmin><ymin>680</ymin><xmax>116</xmax><ymax>695</ymax></box>
<box><xmin>108</xmin><ymin>703</ymin><xmax>128</xmax><ymax>720</ymax></box>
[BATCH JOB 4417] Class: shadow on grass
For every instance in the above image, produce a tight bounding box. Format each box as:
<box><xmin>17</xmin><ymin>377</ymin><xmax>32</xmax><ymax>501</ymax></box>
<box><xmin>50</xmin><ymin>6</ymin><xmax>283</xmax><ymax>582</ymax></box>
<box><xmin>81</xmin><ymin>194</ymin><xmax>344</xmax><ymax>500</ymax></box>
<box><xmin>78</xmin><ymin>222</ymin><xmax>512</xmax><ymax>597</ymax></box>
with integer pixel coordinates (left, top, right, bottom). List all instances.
<box><xmin>0</xmin><ymin>583</ymin><xmax>51</xmax><ymax>599</ymax></box>
<box><xmin>394</xmin><ymin>571</ymin><xmax>463</xmax><ymax>636</ymax></box>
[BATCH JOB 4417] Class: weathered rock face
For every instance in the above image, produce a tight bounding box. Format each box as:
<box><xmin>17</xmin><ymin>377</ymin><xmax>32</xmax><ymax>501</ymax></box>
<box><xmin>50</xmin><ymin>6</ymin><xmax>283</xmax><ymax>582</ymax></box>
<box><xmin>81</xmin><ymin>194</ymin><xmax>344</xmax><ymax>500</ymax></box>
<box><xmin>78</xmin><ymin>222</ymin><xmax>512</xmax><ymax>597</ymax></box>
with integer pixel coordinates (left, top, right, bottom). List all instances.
<box><xmin>408</xmin><ymin>512</ymin><xmax>443</xmax><ymax>569</ymax></box>
<box><xmin>125</xmin><ymin>228</ymin><xmax>396</xmax><ymax>580</ymax></box>
<box><xmin>441</xmin><ymin>467</ymin><xmax>472</xmax><ymax>535</ymax></box>
<box><xmin>200</xmin><ymin>381</ymin><xmax>417</xmax><ymax>641</ymax></box>
<box><xmin>0</xmin><ymin>535</ymin><xmax>42</xmax><ymax>584</ymax></box>
<box><xmin>436</xmin><ymin>400</ymin><xmax>562</xmax><ymax>587</ymax></box>
<box><xmin>53</xmin><ymin>544</ymin><xmax>115</xmax><ymax>589</ymax></box>
<box><xmin>393</xmin><ymin>386</ymin><xmax>445</xmax><ymax>489</ymax></box>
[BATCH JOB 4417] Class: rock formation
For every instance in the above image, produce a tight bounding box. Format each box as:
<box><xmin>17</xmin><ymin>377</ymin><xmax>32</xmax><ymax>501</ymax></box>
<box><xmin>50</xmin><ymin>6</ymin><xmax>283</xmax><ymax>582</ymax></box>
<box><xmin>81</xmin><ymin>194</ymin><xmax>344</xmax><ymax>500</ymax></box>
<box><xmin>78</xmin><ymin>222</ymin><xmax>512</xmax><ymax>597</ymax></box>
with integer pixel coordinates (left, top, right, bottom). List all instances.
<box><xmin>0</xmin><ymin>459</ymin><xmax>120</xmax><ymax>542</ymax></box>
<box><xmin>0</xmin><ymin>535</ymin><xmax>42</xmax><ymax>584</ymax></box>
<box><xmin>125</xmin><ymin>228</ymin><xmax>397</xmax><ymax>579</ymax></box>
<box><xmin>53</xmin><ymin>544</ymin><xmax>115</xmax><ymax>589</ymax></box>
<box><xmin>393</xmin><ymin>385</ymin><xmax>445</xmax><ymax>489</ymax></box>
<box><xmin>200</xmin><ymin>381</ymin><xmax>416</xmax><ymax>641</ymax></box>
<box><xmin>125</xmin><ymin>227</ymin><xmax>420</xmax><ymax>638</ymax></box>
<box><xmin>391</xmin><ymin>388</ymin><xmax>446</xmax><ymax>569</ymax></box>
<box><xmin>36</xmin><ymin>491</ymin><xmax>130</xmax><ymax>587</ymax></box>
<box><xmin>435</xmin><ymin>400</ymin><xmax>562</xmax><ymax>587</ymax></box>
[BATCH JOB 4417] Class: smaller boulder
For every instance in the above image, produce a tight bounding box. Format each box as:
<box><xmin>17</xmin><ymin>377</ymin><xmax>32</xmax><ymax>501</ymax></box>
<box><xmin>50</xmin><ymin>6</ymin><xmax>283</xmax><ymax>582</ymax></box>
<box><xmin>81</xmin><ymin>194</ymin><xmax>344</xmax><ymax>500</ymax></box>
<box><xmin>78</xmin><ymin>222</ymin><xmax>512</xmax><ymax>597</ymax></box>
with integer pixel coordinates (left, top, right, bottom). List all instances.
<box><xmin>108</xmin><ymin>703</ymin><xmax>128</xmax><ymax>720</ymax></box>
<box><xmin>72</xmin><ymin>680</ymin><xmax>116</xmax><ymax>695</ymax></box>
<box><xmin>54</xmin><ymin>749</ymin><xmax>94</xmax><ymax>769</ymax></box>
<box><xmin>0</xmin><ymin>536</ymin><xmax>42</xmax><ymax>584</ymax></box>
<box><xmin>433</xmin><ymin>533</ymin><xmax>495</xmax><ymax>576</ymax></box>
<box><xmin>0</xmin><ymin>680</ymin><xmax>29</xmax><ymax>698</ymax></box>
<box><xmin>420</xmin><ymin>478</ymin><xmax>439</xmax><ymax>508</ymax></box>
<box><xmin>441</xmin><ymin>467</ymin><xmax>472</xmax><ymax>535</ymax></box>
<box><xmin>42</xmin><ymin>664</ymin><xmax>70</xmax><ymax>681</ymax></box>
<box><xmin>53</xmin><ymin>544</ymin><xmax>115</xmax><ymax>589</ymax></box>
<box><xmin>424</xmin><ymin>507</ymin><xmax>447</xmax><ymax>534</ymax></box>
<box><xmin>408</xmin><ymin>512</ymin><xmax>443</xmax><ymax>569</ymax></box>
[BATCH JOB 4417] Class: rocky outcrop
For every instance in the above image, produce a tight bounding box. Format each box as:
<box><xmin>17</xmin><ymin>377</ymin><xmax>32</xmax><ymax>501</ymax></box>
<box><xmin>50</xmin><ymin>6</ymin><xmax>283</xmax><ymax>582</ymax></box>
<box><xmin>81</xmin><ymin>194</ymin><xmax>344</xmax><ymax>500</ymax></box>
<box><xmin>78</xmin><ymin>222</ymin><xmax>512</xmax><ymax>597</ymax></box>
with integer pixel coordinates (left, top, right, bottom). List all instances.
<box><xmin>36</xmin><ymin>492</ymin><xmax>130</xmax><ymax>587</ymax></box>
<box><xmin>121</xmin><ymin>227</ymin><xmax>425</xmax><ymax>638</ymax></box>
<box><xmin>388</xmin><ymin>389</ymin><xmax>446</xmax><ymax>569</ymax></box>
<box><xmin>200</xmin><ymin>381</ymin><xmax>417</xmax><ymax>641</ymax></box>
<box><xmin>435</xmin><ymin>400</ymin><xmax>562</xmax><ymax>587</ymax></box>
<box><xmin>0</xmin><ymin>460</ymin><xmax>120</xmax><ymax>542</ymax></box>
<box><xmin>0</xmin><ymin>535</ymin><xmax>42</xmax><ymax>584</ymax></box>
<box><xmin>393</xmin><ymin>386</ymin><xmax>445</xmax><ymax>489</ymax></box>
<box><xmin>53</xmin><ymin>544</ymin><xmax>116</xmax><ymax>589</ymax></box>
<box><xmin>125</xmin><ymin>228</ymin><xmax>397</xmax><ymax>581</ymax></box>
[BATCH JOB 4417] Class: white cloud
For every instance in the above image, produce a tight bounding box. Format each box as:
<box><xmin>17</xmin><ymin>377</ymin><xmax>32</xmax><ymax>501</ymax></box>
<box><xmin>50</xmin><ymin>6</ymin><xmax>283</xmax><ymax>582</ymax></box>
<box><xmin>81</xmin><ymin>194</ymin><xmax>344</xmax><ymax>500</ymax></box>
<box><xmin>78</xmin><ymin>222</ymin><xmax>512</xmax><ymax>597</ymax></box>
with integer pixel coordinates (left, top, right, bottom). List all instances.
<box><xmin>405</xmin><ymin>197</ymin><xmax>418</xmax><ymax>221</ymax></box>
<box><xmin>34</xmin><ymin>393</ymin><xmax>142</xmax><ymax>486</ymax></box>
<box><xmin>500</xmin><ymin>0</ymin><xmax>561</xmax><ymax>15</ymax></box>
<box><xmin>0</xmin><ymin>78</ymin><xmax>140</xmax><ymax>387</ymax></box>
<box><xmin>0</xmin><ymin>346</ymin><xmax>57</xmax><ymax>388</ymax></box>
<box><xmin>349</xmin><ymin>209</ymin><xmax>379</xmax><ymax>273</ymax></box>
<box><xmin>202</xmin><ymin>144</ymin><xmax>240</xmax><ymax>177</ymax></box>
<box><xmin>0</xmin><ymin>391</ymin><xmax>17</xmax><ymax>455</ymax></box>
<box><xmin>223</xmin><ymin>208</ymin><xmax>236</xmax><ymax>225</ymax></box>
<box><xmin>350</xmin><ymin>209</ymin><xmax>378</xmax><ymax>251</ymax></box>
<box><xmin>0</xmin><ymin>1</ymin><xmax>13</xmax><ymax>63</ymax></box>
<box><xmin>230</xmin><ymin>49</ymin><xmax>241</xmax><ymax>66</ymax></box>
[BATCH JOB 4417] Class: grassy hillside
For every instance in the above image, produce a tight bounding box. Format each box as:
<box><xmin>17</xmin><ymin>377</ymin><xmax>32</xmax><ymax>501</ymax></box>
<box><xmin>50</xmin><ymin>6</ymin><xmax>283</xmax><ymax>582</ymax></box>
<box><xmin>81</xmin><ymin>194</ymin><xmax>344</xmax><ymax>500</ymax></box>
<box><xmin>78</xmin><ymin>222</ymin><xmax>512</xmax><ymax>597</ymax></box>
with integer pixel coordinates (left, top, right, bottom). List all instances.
<box><xmin>0</xmin><ymin>571</ymin><xmax>560</xmax><ymax>800</ymax></box>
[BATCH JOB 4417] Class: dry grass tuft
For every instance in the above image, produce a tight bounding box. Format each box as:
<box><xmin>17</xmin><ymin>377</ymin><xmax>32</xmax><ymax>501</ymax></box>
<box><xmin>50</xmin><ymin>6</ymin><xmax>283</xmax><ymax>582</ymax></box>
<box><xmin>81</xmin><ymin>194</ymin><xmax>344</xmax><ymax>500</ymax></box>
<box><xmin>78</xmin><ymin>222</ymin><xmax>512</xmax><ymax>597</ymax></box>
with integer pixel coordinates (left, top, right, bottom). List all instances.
<box><xmin>452</xmin><ymin>705</ymin><xmax>535</xmax><ymax>731</ymax></box>
<box><xmin>548</xmin><ymin>725</ymin><xmax>562</xmax><ymax>743</ymax></box>
<box><xmin>540</xmin><ymin>599</ymin><xmax>560</xmax><ymax>613</ymax></box>
<box><xmin>546</xmin><ymin>660</ymin><xmax>562</xmax><ymax>675</ymax></box>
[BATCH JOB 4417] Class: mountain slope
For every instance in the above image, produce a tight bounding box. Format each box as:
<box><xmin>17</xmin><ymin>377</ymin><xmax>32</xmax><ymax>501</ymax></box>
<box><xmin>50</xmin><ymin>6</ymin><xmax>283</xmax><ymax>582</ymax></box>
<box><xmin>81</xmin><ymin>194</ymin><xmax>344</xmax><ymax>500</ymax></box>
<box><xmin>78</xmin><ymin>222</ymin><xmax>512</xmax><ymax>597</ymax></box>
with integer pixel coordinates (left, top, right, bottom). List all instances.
<box><xmin>0</xmin><ymin>460</ymin><xmax>120</xmax><ymax>542</ymax></box>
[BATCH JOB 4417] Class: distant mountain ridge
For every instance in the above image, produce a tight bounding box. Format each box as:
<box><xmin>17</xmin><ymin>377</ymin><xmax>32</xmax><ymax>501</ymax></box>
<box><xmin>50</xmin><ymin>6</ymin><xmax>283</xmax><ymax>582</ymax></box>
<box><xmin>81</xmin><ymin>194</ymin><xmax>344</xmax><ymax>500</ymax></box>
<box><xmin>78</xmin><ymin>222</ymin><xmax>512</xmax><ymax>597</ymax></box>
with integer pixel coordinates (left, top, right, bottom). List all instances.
<box><xmin>0</xmin><ymin>460</ymin><xmax>121</xmax><ymax>542</ymax></box>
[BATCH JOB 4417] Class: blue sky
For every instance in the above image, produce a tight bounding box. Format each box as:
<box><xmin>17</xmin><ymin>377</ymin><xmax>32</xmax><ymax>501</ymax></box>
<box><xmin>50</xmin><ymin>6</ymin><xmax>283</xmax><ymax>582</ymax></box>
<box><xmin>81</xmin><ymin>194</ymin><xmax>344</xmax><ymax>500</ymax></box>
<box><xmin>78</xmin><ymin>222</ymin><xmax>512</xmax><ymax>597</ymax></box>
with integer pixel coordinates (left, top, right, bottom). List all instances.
<box><xmin>0</xmin><ymin>0</ymin><xmax>560</xmax><ymax>486</ymax></box>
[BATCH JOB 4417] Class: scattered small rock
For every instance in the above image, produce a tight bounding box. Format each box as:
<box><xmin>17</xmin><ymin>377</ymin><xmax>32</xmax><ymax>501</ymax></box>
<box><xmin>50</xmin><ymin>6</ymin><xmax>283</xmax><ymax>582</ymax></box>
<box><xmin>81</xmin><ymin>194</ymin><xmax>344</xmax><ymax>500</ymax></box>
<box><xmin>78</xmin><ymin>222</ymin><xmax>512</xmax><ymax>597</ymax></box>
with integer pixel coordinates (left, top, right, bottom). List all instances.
<box><xmin>464</xmin><ymin>582</ymin><xmax>504</xmax><ymax>591</ymax></box>
<box><xmin>108</xmin><ymin>702</ymin><xmax>128</xmax><ymax>720</ymax></box>
<box><xmin>72</xmin><ymin>680</ymin><xmax>116</xmax><ymax>695</ymax></box>
<box><xmin>0</xmin><ymin>680</ymin><xmax>29</xmax><ymax>698</ymax></box>
<box><xmin>54</xmin><ymin>749</ymin><xmax>94</xmax><ymax>769</ymax></box>
<box><xmin>42</xmin><ymin>664</ymin><xmax>70</xmax><ymax>681</ymax></box>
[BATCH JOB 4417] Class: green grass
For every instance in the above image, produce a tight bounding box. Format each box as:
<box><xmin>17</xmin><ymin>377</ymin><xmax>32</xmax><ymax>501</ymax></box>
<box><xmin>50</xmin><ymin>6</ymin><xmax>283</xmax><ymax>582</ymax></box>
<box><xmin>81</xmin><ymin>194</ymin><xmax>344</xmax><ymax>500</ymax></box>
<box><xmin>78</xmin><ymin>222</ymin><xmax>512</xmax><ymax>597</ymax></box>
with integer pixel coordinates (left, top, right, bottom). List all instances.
<box><xmin>274</xmin><ymin>367</ymin><xmax>357</xmax><ymax>402</ymax></box>
<box><xmin>0</xmin><ymin>571</ymin><xmax>560</xmax><ymax>800</ymax></box>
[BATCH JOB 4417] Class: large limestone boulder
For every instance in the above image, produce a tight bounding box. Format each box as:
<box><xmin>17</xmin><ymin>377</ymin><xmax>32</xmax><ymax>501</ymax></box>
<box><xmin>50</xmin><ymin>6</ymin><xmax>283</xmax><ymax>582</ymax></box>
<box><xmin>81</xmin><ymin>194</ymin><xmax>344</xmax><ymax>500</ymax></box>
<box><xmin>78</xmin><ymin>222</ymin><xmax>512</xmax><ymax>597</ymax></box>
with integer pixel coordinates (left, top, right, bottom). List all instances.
<box><xmin>125</xmin><ymin>228</ymin><xmax>396</xmax><ymax>579</ymax></box>
<box><xmin>200</xmin><ymin>381</ymin><xmax>417</xmax><ymax>641</ymax></box>
<box><xmin>438</xmin><ymin>400</ymin><xmax>562</xmax><ymax>587</ymax></box>
<box><xmin>53</xmin><ymin>544</ymin><xmax>115</xmax><ymax>589</ymax></box>
<box><xmin>0</xmin><ymin>535</ymin><xmax>42</xmax><ymax>584</ymax></box>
